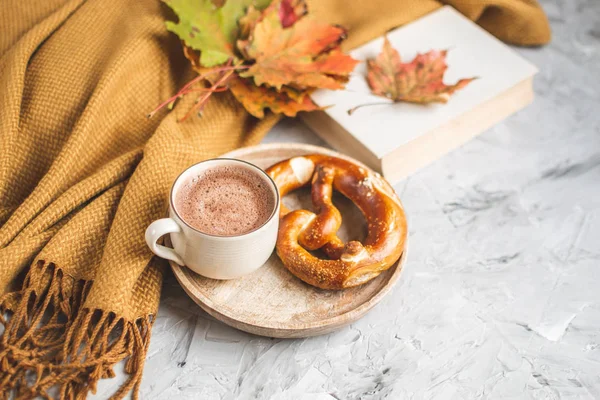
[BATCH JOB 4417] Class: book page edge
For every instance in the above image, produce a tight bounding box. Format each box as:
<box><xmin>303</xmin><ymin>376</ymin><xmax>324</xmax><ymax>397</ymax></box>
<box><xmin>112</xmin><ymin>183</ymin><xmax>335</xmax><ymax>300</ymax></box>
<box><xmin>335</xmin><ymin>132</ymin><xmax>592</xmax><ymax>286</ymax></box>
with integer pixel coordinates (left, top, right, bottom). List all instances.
<box><xmin>381</xmin><ymin>77</ymin><xmax>535</xmax><ymax>183</ymax></box>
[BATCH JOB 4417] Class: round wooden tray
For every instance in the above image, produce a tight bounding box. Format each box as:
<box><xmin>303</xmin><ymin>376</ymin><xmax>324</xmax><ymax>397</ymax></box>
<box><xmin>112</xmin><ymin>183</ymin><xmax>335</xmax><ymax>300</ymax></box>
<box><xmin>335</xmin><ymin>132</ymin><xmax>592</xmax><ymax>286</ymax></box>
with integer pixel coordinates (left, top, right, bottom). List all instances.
<box><xmin>170</xmin><ymin>143</ymin><xmax>408</xmax><ymax>338</ymax></box>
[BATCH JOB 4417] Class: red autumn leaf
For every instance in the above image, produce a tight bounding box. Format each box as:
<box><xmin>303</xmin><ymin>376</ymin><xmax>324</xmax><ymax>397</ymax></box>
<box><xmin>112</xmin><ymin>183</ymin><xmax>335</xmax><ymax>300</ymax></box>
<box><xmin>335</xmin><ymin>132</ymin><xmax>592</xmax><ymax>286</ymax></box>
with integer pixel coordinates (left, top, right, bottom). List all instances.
<box><xmin>278</xmin><ymin>0</ymin><xmax>306</xmax><ymax>28</ymax></box>
<box><xmin>238</xmin><ymin>0</ymin><xmax>359</xmax><ymax>90</ymax></box>
<box><xmin>365</xmin><ymin>37</ymin><xmax>476</xmax><ymax>105</ymax></box>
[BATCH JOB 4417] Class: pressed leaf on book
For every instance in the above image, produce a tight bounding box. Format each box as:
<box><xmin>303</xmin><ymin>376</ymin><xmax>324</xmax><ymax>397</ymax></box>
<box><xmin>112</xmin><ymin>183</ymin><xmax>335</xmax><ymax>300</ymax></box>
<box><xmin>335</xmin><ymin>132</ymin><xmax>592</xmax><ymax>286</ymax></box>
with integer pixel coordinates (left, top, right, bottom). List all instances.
<box><xmin>349</xmin><ymin>36</ymin><xmax>477</xmax><ymax>114</ymax></box>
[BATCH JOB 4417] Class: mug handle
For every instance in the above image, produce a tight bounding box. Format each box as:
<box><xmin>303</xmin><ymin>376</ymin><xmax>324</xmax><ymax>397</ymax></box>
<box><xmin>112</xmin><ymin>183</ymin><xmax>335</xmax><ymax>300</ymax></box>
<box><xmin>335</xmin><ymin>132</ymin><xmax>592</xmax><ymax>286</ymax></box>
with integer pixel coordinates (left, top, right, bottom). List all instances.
<box><xmin>145</xmin><ymin>218</ymin><xmax>185</xmax><ymax>266</ymax></box>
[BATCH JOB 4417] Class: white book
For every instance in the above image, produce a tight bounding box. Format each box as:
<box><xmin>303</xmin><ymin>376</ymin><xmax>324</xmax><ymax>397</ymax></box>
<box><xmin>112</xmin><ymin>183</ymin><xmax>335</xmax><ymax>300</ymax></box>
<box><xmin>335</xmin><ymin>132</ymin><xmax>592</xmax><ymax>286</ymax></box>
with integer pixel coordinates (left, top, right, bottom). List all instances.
<box><xmin>301</xmin><ymin>6</ymin><xmax>538</xmax><ymax>183</ymax></box>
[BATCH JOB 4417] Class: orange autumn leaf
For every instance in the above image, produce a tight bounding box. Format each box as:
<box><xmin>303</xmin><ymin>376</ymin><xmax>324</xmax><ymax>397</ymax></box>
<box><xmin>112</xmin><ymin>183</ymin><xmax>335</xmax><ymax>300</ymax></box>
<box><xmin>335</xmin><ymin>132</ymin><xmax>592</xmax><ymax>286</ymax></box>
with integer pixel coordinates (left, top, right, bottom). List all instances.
<box><xmin>366</xmin><ymin>37</ymin><xmax>476</xmax><ymax>105</ymax></box>
<box><xmin>279</xmin><ymin>85</ymin><xmax>310</xmax><ymax>102</ymax></box>
<box><xmin>238</xmin><ymin>0</ymin><xmax>305</xmax><ymax>47</ymax></box>
<box><xmin>228</xmin><ymin>75</ymin><xmax>319</xmax><ymax>118</ymax></box>
<box><xmin>155</xmin><ymin>0</ymin><xmax>357</xmax><ymax>120</ymax></box>
<box><xmin>183</xmin><ymin>45</ymin><xmax>317</xmax><ymax>118</ymax></box>
<box><xmin>238</xmin><ymin>0</ymin><xmax>359</xmax><ymax>90</ymax></box>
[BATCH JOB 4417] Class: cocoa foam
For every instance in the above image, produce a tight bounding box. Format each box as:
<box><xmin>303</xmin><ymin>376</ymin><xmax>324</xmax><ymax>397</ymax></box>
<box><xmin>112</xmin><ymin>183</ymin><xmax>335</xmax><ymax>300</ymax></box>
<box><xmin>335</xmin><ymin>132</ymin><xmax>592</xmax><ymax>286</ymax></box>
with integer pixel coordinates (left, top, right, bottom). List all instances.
<box><xmin>174</xmin><ymin>165</ymin><xmax>275</xmax><ymax>236</ymax></box>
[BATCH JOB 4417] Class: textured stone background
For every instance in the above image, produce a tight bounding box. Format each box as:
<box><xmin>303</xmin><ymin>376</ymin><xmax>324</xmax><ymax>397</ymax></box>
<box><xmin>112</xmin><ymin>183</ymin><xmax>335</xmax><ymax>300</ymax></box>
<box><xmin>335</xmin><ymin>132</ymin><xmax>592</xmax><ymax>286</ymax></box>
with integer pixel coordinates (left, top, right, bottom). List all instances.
<box><xmin>93</xmin><ymin>1</ymin><xmax>600</xmax><ymax>398</ymax></box>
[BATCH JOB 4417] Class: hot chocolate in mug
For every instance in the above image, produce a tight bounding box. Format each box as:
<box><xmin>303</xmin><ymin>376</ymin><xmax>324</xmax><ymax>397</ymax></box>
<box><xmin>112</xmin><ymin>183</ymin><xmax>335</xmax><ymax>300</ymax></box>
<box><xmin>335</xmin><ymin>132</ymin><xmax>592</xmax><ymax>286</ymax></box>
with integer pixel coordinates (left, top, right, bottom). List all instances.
<box><xmin>145</xmin><ymin>158</ymin><xmax>280</xmax><ymax>280</ymax></box>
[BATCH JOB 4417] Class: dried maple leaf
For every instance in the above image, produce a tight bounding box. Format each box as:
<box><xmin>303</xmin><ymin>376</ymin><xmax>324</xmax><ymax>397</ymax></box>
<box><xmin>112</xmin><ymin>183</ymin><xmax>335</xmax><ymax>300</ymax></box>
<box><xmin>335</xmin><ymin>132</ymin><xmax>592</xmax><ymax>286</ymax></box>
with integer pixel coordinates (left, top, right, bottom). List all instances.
<box><xmin>228</xmin><ymin>75</ymin><xmax>319</xmax><ymax>118</ymax></box>
<box><xmin>155</xmin><ymin>0</ymin><xmax>356</xmax><ymax>120</ymax></box>
<box><xmin>164</xmin><ymin>0</ymin><xmax>270</xmax><ymax>67</ymax></box>
<box><xmin>350</xmin><ymin>37</ymin><xmax>476</xmax><ymax>114</ymax></box>
<box><xmin>180</xmin><ymin>45</ymin><xmax>317</xmax><ymax>118</ymax></box>
<box><xmin>237</xmin><ymin>0</ymin><xmax>359</xmax><ymax>90</ymax></box>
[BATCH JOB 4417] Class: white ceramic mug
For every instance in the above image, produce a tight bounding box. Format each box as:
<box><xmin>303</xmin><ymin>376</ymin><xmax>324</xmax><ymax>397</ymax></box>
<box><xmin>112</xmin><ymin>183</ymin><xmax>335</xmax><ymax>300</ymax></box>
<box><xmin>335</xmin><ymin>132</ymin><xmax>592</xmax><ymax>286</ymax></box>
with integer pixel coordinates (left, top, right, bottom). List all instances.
<box><xmin>145</xmin><ymin>158</ymin><xmax>280</xmax><ymax>280</ymax></box>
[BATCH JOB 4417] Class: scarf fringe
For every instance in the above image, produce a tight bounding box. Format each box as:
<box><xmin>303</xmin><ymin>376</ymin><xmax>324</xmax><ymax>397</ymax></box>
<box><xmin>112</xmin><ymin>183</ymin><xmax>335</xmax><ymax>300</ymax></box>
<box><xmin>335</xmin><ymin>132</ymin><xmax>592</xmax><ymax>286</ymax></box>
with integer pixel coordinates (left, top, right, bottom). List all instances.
<box><xmin>0</xmin><ymin>262</ymin><xmax>152</xmax><ymax>399</ymax></box>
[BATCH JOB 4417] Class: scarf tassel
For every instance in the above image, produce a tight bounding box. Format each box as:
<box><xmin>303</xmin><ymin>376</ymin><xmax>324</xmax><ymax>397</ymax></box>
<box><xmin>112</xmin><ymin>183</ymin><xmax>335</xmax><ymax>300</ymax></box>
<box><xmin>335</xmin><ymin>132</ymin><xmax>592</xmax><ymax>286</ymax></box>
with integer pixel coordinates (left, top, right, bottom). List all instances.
<box><xmin>0</xmin><ymin>262</ymin><xmax>153</xmax><ymax>399</ymax></box>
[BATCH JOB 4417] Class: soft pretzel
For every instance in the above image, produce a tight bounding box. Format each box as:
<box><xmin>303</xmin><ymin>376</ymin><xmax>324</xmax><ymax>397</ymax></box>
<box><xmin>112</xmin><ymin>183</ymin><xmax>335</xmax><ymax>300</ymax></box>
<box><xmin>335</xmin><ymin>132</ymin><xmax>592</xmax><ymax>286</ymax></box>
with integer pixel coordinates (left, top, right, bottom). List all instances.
<box><xmin>266</xmin><ymin>155</ymin><xmax>407</xmax><ymax>290</ymax></box>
